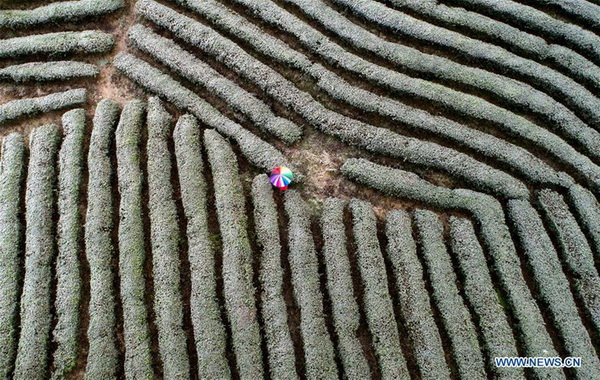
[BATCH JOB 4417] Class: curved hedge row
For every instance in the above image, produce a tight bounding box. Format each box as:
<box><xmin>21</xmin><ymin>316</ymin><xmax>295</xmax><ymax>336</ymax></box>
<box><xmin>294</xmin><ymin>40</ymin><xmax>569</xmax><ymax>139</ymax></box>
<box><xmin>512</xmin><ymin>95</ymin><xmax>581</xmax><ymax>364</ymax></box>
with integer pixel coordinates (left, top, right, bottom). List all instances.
<box><xmin>219</xmin><ymin>0</ymin><xmax>600</xmax><ymax>171</ymax></box>
<box><xmin>252</xmin><ymin>175</ymin><xmax>298</xmax><ymax>380</ymax></box>
<box><xmin>84</xmin><ymin>100</ymin><xmax>121</xmax><ymax>379</ymax></box>
<box><xmin>14</xmin><ymin>124</ymin><xmax>60</xmax><ymax>380</ymax></box>
<box><xmin>0</xmin><ymin>88</ymin><xmax>87</xmax><ymax>125</ymax></box>
<box><xmin>173</xmin><ymin>116</ymin><xmax>231</xmax><ymax>379</ymax></box>
<box><xmin>0</xmin><ymin>61</ymin><xmax>99</xmax><ymax>82</ymax></box>
<box><xmin>507</xmin><ymin>199</ymin><xmax>600</xmax><ymax>378</ymax></box>
<box><xmin>332</xmin><ymin>0</ymin><xmax>600</xmax><ymax>127</ymax></box>
<box><xmin>349</xmin><ymin>199</ymin><xmax>409</xmax><ymax>379</ymax></box>
<box><xmin>128</xmin><ymin>24</ymin><xmax>302</xmax><ymax>145</ymax></box>
<box><xmin>0</xmin><ymin>133</ymin><xmax>25</xmax><ymax>379</ymax></box>
<box><xmin>283</xmin><ymin>190</ymin><xmax>338</xmax><ymax>379</ymax></box>
<box><xmin>448</xmin><ymin>216</ymin><xmax>521</xmax><ymax>379</ymax></box>
<box><xmin>447</xmin><ymin>0</ymin><xmax>600</xmax><ymax>63</ymax></box>
<box><xmin>320</xmin><ymin>198</ymin><xmax>370</xmax><ymax>379</ymax></box>
<box><xmin>387</xmin><ymin>0</ymin><xmax>600</xmax><ymax>92</ymax></box>
<box><xmin>280</xmin><ymin>0</ymin><xmax>600</xmax><ymax>130</ymax></box>
<box><xmin>0</xmin><ymin>31</ymin><xmax>114</xmax><ymax>58</ymax></box>
<box><xmin>113</xmin><ymin>52</ymin><xmax>294</xmax><ymax>175</ymax></box>
<box><xmin>527</xmin><ymin>0</ymin><xmax>600</xmax><ymax>31</ymax></box>
<box><xmin>116</xmin><ymin>100</ymin><xmax>154</xmax><ymax>379</ymax></box>
<box><xmin>204</xmin><ymin>129</ymin><xmax>263</xmax><ymax>379</ymax></box>
<box><xmin>537</xmin><ymin>190</ymin><xmax>600</xmax><ymax>335</ymax></box>
<box><xmin>146</xmin><ymin>98</ymin><xmax>190</xmax><ymax>379</ymax></box>
<box><xmin>51</xmin><ymin>109</ymin><xmax>85</xmax><ymax>380</ymax></box>
<box><xmin>0</xmin><ymin>0</ymin><xmax>123</xmax><ymax>29</ymax></box>
<box><xmin>567</xmin><ymin>185</ymin><xmax>600</xmax><ymax>257</ymax></box>
<box><xmin>384</xmin><ymin>210</ymin><xmax>449</xmax><ymax>380</ymax></box>
<box><xmin>413</xmin><ymin>209</ymin><xmax>485</xmax><ymax>380</ymax></box>
<box><xmin>340</xmin><ymin>158</ymin><xmax>560</xmax><ymax>376</ymax></box>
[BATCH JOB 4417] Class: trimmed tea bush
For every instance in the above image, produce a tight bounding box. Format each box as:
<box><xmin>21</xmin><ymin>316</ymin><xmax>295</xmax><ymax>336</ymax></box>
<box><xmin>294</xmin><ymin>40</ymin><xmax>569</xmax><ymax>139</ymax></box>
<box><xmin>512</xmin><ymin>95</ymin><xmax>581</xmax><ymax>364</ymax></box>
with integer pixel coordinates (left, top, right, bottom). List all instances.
<box><xmin>349</xmin><ymin>199</ymin><xmax>409</xmax><ymax>379</ymax></box>
<box><xmin>0</xmin><ymin>133</ymin><xmax>25</xmax><ymax>379</ymax></box>
<box><xmin>51</xmin><ymin>109</ymin><xmax>85</xmax><ymax>380</ymax></box>
<box><xmin>283</xmin><ymin>190</ymin><xmax>338</xmax><ymax>379</ymax></box>
<box><xmin>0</xmin><ymin>61</ymin><xmax>99</xmax><ymax>82</ymax></box>
<box><xmin>173</xmin><ymin>115</ymin><xmax>231</xmax><ymax>379</ymax></box>
<box><xmin>567</xmin><ymin>185</ymin><xmax>600</xmax><ymax>258</ymax></box>
<box><xmin>146</xmin><ymin>98</ymin><xmax>190</xmax><ymax>379</ymax></box>
<box><xmin>84</xmin><ymin>99</ymin><xmax>120</xmax><ymax>380</ymax></box>
<box><xmin>204</xmin><ymin>128</ymin><xmax>263</xmax><ymax>379</ymax></box>
<box><xmin>116</xmin><ymin>100</ymin><xmax>154</xmax><ymax>379</ymax></box>
<box><xmin>385</xmin><ymin>210</ymin><xmax>449</xmax><ymax>380</ymax></box>
<box><xmin>0</xmin><ymin>31</ymin><xmax>114</xmax><ymax>58</ymax></box>
<box><xmin>0</xmin><ymin>88</ymin><xmax>86</xmax><ymax>125</ymax></box>
<box><xmin>320</xmin><ymin>198</ymin><xmax>370</xmax><ymax>379</ymax></box>
<box><xmin>0</xmin><ymin>0</ymin><xmax>124</xmax><ymax>29</ymax></box>
<box><xmin>413</xmin><ymin>209</ymin><xmax>485</xmax><ymax>380</ymax></box>
<box><xmin>14</xmin><ymin>124</ymin><xmax>60</xmax><ymax>380</ymax></box>
<box><xmin>252</xmin><ymin>175</ymin><xmax>298</xmax><ymax>380</ymax></box>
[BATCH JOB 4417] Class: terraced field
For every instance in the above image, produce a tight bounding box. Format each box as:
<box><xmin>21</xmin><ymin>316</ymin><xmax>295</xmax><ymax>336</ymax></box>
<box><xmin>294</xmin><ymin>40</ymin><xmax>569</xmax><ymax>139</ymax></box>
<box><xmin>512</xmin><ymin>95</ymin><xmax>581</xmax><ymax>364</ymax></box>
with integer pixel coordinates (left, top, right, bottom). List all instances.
<box><xmin>0</xmin><ymin>0</ymin><xmax>599</xmax><ymax>379</ymax></box>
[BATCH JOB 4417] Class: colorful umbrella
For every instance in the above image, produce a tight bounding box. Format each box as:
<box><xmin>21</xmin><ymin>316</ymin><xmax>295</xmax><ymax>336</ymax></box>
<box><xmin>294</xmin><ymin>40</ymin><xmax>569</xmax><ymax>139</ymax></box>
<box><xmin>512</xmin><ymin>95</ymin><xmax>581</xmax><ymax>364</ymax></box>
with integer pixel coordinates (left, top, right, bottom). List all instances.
<box><xmin>270</xmin><ymin>166</ymin><xmax>293</xmax><ymax>190</ymax></box>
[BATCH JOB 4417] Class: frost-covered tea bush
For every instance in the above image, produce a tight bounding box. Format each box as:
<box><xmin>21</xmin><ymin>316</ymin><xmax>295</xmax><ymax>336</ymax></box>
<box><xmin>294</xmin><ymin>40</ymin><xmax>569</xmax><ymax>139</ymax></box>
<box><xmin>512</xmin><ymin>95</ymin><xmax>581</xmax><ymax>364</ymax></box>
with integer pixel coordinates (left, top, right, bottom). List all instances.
<box><xmin>0</xmin><ymin>89</ymin><xmax>86</xmax><ymax>125</ymax></box>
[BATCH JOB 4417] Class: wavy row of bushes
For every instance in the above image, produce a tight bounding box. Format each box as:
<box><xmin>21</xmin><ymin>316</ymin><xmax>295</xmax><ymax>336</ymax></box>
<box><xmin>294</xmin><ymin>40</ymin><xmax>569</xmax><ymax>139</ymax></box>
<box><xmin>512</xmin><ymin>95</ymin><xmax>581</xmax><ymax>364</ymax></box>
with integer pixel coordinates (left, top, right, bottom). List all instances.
<box><xmin>384</xmin><ymin>210</ymin><xmax>449</xmax><ymax>380</ymax></box>
<box><xmin>332</xmin><ymin>0</ymin><xmax>600</xmax><ymax>127</ymax></box>
<box><xmin>135</xmin><ymin>1</ymin><xmax>528</xmax><ymax>199</ymax></box>
<box><xmin>128</xmin><ymin>24</ymin><xmax>302</xmax><ymax>145</ymax></box>
<box><xmin>448</xmin><ymin>216</ymin><xmax>521</xmax><ymax>379</ymax></box>
<box><xmin>283</xmin><ymin>190</ymin><xmax>338</xmax><ymax>379</ymax></box>
<box><xmin>349</xmin><ymin>199</ymin><xmax>409</xmax><ymax>379</ymax></box>
<box><xmin>116</xmin><ymin>100</ymin><xmax>154</xmax><ymax>379</ymax></box>
<box><xmin>0</xmin><ymin>88</ymin><xmax>86</xmax><ymax>125</ymax></box>
<box><xmin>113</xmin><ymin>52</ymin><xmax>294</xmax><ymax>175</ymax></box>
<box><xmin>204</xmin><ymin>129</ymin><xmax>263</xmax><ymax>379</ymax></box>
<box><xmin>446</xmin><ymin>0</ymin><xmax>600</xmax><ymax>63</ymax></box>
<box><xmin>251</xmin><ymin>175</ymin><xmax>298</xmax><ymax>380</ymax></box>
<box><xmin>84</xmin><ymin>100</ymin><xmax>120</xmax><ymax>379</ymax></box>
<box><xmin>567</xmin><ymin>185</ymin><xmax>600</xmax><ymax>257</ymax></box>
<box><xmin>320</xmin><ymin>198</ymin><xmax>370</xmax><ymax>379</ymax></box>
<box><xmin>0</xmin><ymin>0</ymin><xmax>123</xmax><ymax>29</ymax></box>
<box><xmin>146</xmin><ymin>98</ymin><xmax>190</xmax><ymax>378</ymax></box>
<box><xmin>214</xmin><ymin>0</ymin><xmax>600</xmax><ymax>171</ymax></box>
<box><xmin>0</xmin><ymin>61</ymin><xmax>99</xmax><ymax>82</ymax></box>
<box><xmin>51</xmin><ymin>109</ymin><xmax>85</xmax><ymax>380</ymax></box>
<box><xmin>0</xmin><ymin>31</ymin><xmax>114</xmax><ymax>58</ymax></box>
<box><xmin>0</xmin><ymin>133</ymin><xmax>25</xmax><ymax>379</ymax></box>
<box><xmin>280</xmin><ymin>0</ymin><xmax>600</xmax><ymax>130</ymax></box>
<box><xmin>387</xmin><ymin>0</ymin><xmax>600</xmax><ymax>92</ymax></box>
<box><xmin>527</xmin><ymin>0</ymin><xmax>600</xmax><ymax>31</ymax></box>
<box><xmin>413</xmin><ymin>209</ymin><xmax>486</xmax><ymax>379</ymax></box>
<box><xmin>340</xmin><ymin>158</ymin><xmax>559</xmax><ymax>378</ymax></box>
<box><xmin>507</xmin><ymin>199</ymin><xmax>600</xmax><ymax>378</ymax></box>
<box><xmin>537</xmin><ymin>190</ymin><xmax>600</xmax><ymax>335</ymax></box>
<box><xmin>14</xmin><ymin>124</ymin><xmax>60</xmax><ymax>380</ymax></box>
<box><xmin>173</xmin><ymin>116</ymin><xmax>231</xmax><ymax>379</ymax></box>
